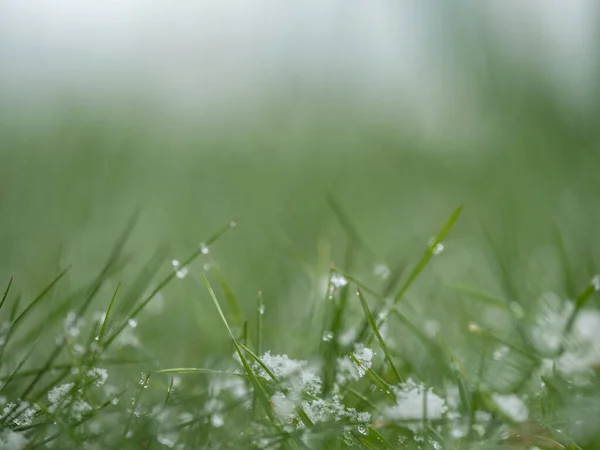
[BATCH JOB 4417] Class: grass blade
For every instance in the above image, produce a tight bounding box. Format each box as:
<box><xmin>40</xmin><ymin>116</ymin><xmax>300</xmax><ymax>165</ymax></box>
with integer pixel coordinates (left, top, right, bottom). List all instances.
<box><xmin>393</xmin><ymin>205</ymin><xmax>463</xmax><ymax>305</ymax></box>
<box><xmin>356</xmin><ymin>288</ymin><xmax>401</xmax><ymax>383</ymax></box>
<box><xmin>0</xmin><ymin>276</ymin><xmax>13</xmax><ymax>310</ymax></box>
<box><xmin>201</xmin><ymin>274</ymin><xmax>278</xmax><ymax>425</ymax></box>
<box><xmin>92</xmin><ymin>283</ymin><xmax>121</xmax><ymax>362</ymax></box>
<box><xmin>349</xmin><ymin>353</ymin><xmax>396</xmax><ymax>403</ymax></box>
<box><xmin>157</xmin><ymin>368</ymin><xmax>246</xmax><ymax>376</ymax></box>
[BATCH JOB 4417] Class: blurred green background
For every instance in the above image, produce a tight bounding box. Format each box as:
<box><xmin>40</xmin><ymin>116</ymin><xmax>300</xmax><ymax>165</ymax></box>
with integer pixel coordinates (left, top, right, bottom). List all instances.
<box><xmin>1</xmin><ymin>1</ymin><xmax>599</xmax><ymax>373</ymax></box>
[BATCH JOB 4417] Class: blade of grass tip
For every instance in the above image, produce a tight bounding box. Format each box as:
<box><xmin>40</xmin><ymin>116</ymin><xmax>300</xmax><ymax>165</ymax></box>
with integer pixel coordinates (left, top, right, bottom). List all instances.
<box><xmin>256</xmin><ymin>290</ymin><xmax>264</xmax><ymax>355</ymax></box>
<box><xmin>393</xmin><ymin>205</ymin><xmax>463</xmax><ymax>306</ymax></box>
<box><xmin>349</xmin><ymin>353</ymin><xmax>396</xmax><ymax>403</ymax></box>
<box><xmin>356</xmin><ymin>288</ymin><xmax>401</xmax><ymax>383</ymax></box>
<box><xmin>164</xmin><ymin>377</ymin><xmax>175</xmax><ymax>405</ymax></box>
<box><xmin>326</xmin><ymin>193</ymin><xmax>376</xmax><ymax>260</ymax></box>
<box><xmin>103</xmin><ymin>219</ymin><xmax>237</xmax><ymax>348</ymax></box>
<box><xmin>201</xmin><ymin>274</ymin><xmax>278</xmax><ymax>425</ymax></box>
<box><xmin>92</xmin><ymin>283</ymin><xmax>121</xmax><ymax>363</ymax></box>
<box><xmin>0</xmin><ymin>276</ymin><xmax>13</xmax><ymax>310</ymax></box>
<box><xmin>5</xmin><ymin>267</ymin><xmax>70</xmax><ymax>344</ymax></box>
<box><xmin>211</xmin><ymin>263</ymin><xmax>245</xmax><ymax>328</ymax></box>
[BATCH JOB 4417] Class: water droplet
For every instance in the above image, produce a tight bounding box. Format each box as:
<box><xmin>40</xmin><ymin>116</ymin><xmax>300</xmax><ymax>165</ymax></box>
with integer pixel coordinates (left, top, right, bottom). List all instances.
<box><xmin>111</xmin><ymin>397</ymin><xmax>119</xmax><ymax>405</ymax></box>
<box><xmin>128</xmin><ymin>319</ymin><xmax>138</xmax><ymax>328</ymax></box>
<box><xmin>199</xmin><ymin>243</ymin><xmax>209</xmax><ymax>255</ymax></box>
<box><xmin>258</xmin><ymin>305</ymin><xmax>265</xmax><ymax>315</ymax></box>
<box><xmin>229</xmin><ymin>219</ymin><xmax>238</xmax><ymax>228</ymax></box>
<box><xmin>357</xmin><ymin>424</ymin><xmax>369</xmax><ymax>435</ymax></box>
<box><xmin>176</xmin><ymin>267</ymin><xmax>189</xmax><ymax>279</ymax></box>
<box><xmin>322</xmin><ymin>331</ymin><xmax>334</xmax><ymax>342</ymax></box>
<box><xmin>171</xmin><ymin>259</ymin><xmax>180</xmax><ymax>268</ymax></box>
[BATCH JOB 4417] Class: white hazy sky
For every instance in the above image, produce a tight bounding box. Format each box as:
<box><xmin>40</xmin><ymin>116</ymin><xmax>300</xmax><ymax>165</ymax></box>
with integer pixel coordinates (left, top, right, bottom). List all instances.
<box><xmin>0</xmin><ymin>1</ymin><xmax>597</xmax><ymax>126</ymax></box>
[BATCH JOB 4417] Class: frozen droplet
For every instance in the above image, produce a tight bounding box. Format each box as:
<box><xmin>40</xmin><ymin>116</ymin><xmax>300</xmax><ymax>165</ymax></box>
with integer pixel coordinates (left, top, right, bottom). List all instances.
<box><xmin>139</xmin><ymin>372</ymin><xmax>150</xmax><ymax>389</ymax></box>
<box><xmin>199</xmin><ymin>243</ymin><xmax>210</xmax><ymax>255</ymax></box>
<box><xmin>592</xmin><ymin>275</ymin><xmax>600</xmax><ymax>292</ymax></box>
<box><xmin>111</xmin><ymin>397</ymin><xmax>120</xmax><ymax>405</ymax></box>
<box><xmin>128</xmin><ymin>319</ymin><xmax>138</xmax><ymax>328</ymax></box>
<box><xmin>176</xmin><ymin>267</ymin><xmax>189</xmax><ymax>279</ymax></box>
<box><xmin>171</xmin><ymin>259</ymin><xmax>180</xmax><ymax>268</ymax></box>
<box><xmin>229</xmin><ymin>219</ymin><xmax>238</xmax><ymax>228</ymax></box>
<box><xmin>258</xmin><ymin>305</ymin><xmax>265</xmax><ymax>315</ymax></box>
<box><xmin>330</xmin><ymin>274</ymin><xmax>348</xmax><ymax>288</ymax></box>
<box><xmin>373</xmin><ymin>264</ymin><xmax>391</xmax><ymax>280</ymax></box>
<box><xmin>322</xmin><ymin>331</ymin><xmax>334</xmax><ymax>342</ymax></box>
<box><xmin>357</xmin><ymin>424</ymin><xmax>369</xmax><ymax>435</ymax></box>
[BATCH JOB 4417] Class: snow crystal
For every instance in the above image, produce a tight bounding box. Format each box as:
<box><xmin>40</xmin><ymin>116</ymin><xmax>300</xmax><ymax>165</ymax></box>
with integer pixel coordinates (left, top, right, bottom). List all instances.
<box><xmin>0</xmin><ymin>429</ymin><xmax>28</xmax><ymax>450</ymax></box>
<box><xmin>351</xmin><ymin>346</ymin><xmax>375</xmax><ymax>377</ymax></box>
<box><xmin>271</xmin><ymin>392</ymin><xmax>296</xmax><ymax>422</ymax></box>
<box><xmin>330</xmin><ymin>274</ymin><xmax>348</xmax><ymax>288</ymax></box>
<box><xmin>492</xmin><ymin>393</ymin><xmax>528</xmax><ymax>422</ymax></box>
<box><xmin>382</xmin><ymin>379</ymin><xmax>447</xmax><ymax>424</ymax></box>
<box><xmin>87</xmin><ymin>368</ymin><xmax>109</xmax><ymax>387</ymax></box>
<box><xmin>49</xmin><ymin>383</ymin><xmax>74</xmax><ymax>412</ymax></box>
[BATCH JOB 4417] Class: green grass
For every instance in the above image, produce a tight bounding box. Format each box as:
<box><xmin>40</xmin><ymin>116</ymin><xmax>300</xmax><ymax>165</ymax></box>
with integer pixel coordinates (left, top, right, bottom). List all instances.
<box><xmin>2</xmin><ymin>68</ymin><xmax>600</xmax><ymax>448</ymax></box>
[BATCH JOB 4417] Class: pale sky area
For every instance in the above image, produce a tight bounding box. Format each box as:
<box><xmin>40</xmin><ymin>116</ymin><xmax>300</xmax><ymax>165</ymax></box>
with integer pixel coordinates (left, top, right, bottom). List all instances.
<box><xmin>0</xmin><ymin>1</ymin><xmax>597</xmax><ymax>129</ymax></box>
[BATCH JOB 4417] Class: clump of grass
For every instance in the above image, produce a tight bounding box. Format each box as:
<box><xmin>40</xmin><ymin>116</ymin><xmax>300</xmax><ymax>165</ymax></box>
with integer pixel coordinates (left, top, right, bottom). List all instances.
<box><xmin>1</xmin><ymin>208</ymin><xmax>599</xmax><ymax>450</ymax></box>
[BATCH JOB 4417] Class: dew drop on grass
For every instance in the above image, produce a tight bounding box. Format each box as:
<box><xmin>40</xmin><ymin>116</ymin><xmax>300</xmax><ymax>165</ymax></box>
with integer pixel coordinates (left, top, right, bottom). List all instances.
<box><xmin>322</xmin><ymin>331</ymin><xmax>334</xmax><ymax>342</ymax></box>
<box><xmin>357</xmin><ymin>424</ymin><xmax>369</xmax><ymax>435</ymax></box>
<box><xmin>175</xmin><ymin>267</ymin><xmax>189</xmax><ymax>279</ymax></box>
<box><xmin>258</xmin><ymin>304</ymin><xmax>265</xmax><ymax>315</ymax></box>
<box><xmin>128</xmin><ymin>319</ymin><xmax>138</xmax><ymax>328</ymax></box>
<box><xmin>199</xmin><ymin>243</ymin><xmax>210</xmax><ymax>254</ymax></box>
<box><xmin>171</xmin><ymin>260</ymin><xmax>180</xmax><ymax>268</ymax></box>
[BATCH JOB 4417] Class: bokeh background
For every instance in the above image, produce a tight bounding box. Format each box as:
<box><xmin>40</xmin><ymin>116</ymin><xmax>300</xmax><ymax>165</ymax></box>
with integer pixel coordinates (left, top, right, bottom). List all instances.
<box><xmin>1</xmin><ymin>1</ymin><xmax>599</xmax><ymax>369</ymax></box>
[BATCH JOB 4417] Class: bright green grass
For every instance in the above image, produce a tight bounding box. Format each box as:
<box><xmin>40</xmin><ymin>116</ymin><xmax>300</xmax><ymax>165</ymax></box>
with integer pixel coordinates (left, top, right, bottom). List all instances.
<box><xmin>1</xmin><ymin>82</ymin><xmax>600</xmax><ymax>448</ymax></box>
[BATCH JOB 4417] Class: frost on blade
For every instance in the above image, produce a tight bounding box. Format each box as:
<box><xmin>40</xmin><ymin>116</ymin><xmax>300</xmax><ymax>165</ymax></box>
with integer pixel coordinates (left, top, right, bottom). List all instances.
<box><xmin>351</xmin><ymin>346</ymin><xmax>375</xmax><ymax>377</ymax></box>
<box><xmin>491</xmin><ymin>393</ymin><xmax>528</xmax><ymax>423</ymax></box>
<box><xmin>253</xmin><ymin>352</ymin><xmax>322</xmax><ymax>396</ymax></box>
<box><xmin>381</xmin><ymin>379</ymin><xmax>447</xmax><ymax>430</ymax></box>
<box><xmin>87</xmin><ymin>368</ymin><xmax>109</xmax><ymax>387</ymax></box>
<box><xmin>330</xmin><ymin>274</ymin><xmax>348</xmax><ymax>288</ymax></box>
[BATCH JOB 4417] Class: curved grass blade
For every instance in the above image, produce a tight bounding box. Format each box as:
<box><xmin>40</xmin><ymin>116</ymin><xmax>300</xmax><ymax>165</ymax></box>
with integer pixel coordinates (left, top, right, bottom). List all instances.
<box><xmin>356</xmin><ymin>288</ymin><xmax>401</xmax><ymax>383</ymax></box>
<box><xmin>393</xmin><ymin>205</ymin><xmax>463</xmax><ymax>305</ymax></box>
<box><xmin>349</xmin><ymin>353</ymin><xmax>396</xmax><ymax>403</ymax></box>
<box><xmin>92</xmin><ymin>283</ymin><xmax>121</xmax><ymax>363</ymax></box>
<box><xmin>201</xmin><ymin>274</ymin><xmax>277</xmax><ymax>425</ymax></box>
<box><xmin>256</xmin><ymin>290</ymin><xmax>264</xmax><ymax>355</ymax></box>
